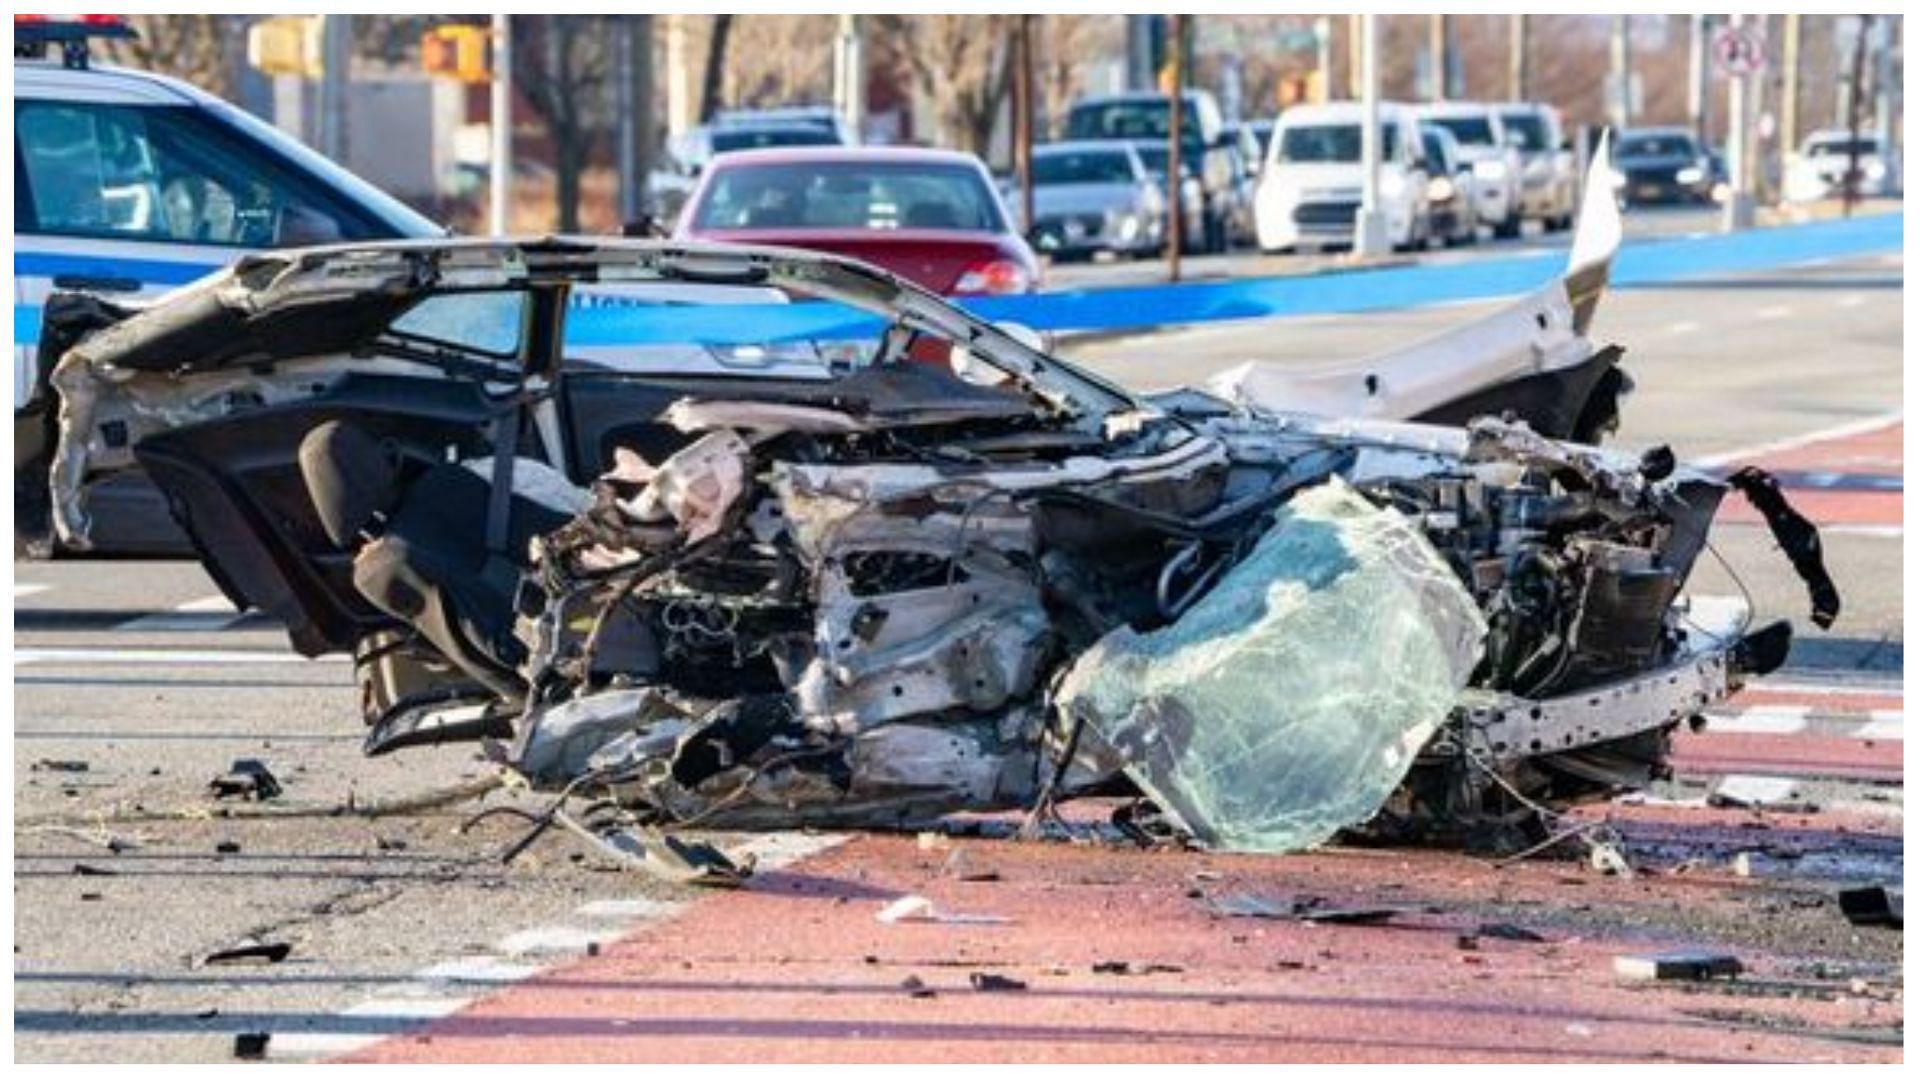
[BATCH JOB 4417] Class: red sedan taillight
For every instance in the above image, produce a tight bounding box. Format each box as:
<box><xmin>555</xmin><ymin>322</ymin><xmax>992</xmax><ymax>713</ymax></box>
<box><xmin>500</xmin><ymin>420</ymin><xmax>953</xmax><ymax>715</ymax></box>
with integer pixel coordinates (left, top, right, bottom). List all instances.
<box><xmin>953</xmin><ymin>258</ymin><xmax>1036</xmax><ymax>296</ymax></box>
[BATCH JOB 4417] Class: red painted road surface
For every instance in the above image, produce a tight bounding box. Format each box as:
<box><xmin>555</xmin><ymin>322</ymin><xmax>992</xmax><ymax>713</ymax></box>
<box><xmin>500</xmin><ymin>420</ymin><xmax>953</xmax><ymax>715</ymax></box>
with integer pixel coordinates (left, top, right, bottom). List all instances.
<box><xmin>344</xmin><ymin>419</ymin><xmax>1902</xmax><ymax>1064</ymax></box>
<box><xmin>347</xmin><ymin>819</ymin><xmax>1899</xmax><ymax>1064</ymax></box>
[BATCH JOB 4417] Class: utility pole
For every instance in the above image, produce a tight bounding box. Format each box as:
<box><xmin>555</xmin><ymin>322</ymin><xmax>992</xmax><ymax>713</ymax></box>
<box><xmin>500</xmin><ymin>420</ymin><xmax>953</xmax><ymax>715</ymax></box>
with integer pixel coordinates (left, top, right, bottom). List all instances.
<box><xmin>1843</xmin><ymin>14</ymin><xmax>1873</xmax><ymax>216</ymax></box>
<box><xmin>1428</xmin><ymin>14</ymin><xmax>1446</xmax><ymax>101</ymax></box>
<box><xmin>1314</xmin><ymin>17</ymin><xmax>1332</xmax><ymax>104</ymax></box>
<box><xmin>617</xmin><ymin>15</ymin><xmax>655</xmax><ymax>228</ymax></box>
<box><xmin>1781</xmin><ymin>14</ymin><xmax>1801</xmax><ymax>192</ymax></box>
<box><xmin>666</xmin><ymin>15</ymin><xmax>693</xmax><ymax>140</ymax></box>
<box><xmin>1610</xmin><ymin>15</ymin><xmax>1633</xmax><ymax>131</ymax></box>
<box><xmin>1013</xmin><ymin>15</ymin><xmax>1035</xmax><ymax>240</ymax></box>
<box><xmin>1354</xmin><ymin>13</ymin><xmax>1389</xmax><ymax>258</ymax></box>
<box><xmin>1508</xmin><ymin>14</ymin><xmax>1528</xmax><ymax>102</ymax></box>
<box><xmin>1347</xmin><ymin>14</ymin><xmax>1363</xmax><ymax>100</ymax></box>
<box><xmin>1687</xmin><ymin>14</ymin><xmax>1710</xmax><ymax>145</ymax></box>
<box><xmin>1724</xmin><ymin>14</ymin><xmax>1755</xmax><ymax>230</ymax></box>
<box><xmin>1873</xmin><ymin>16</ymin><xmax>1895</xmax><ymax>159</ymax></box>
<box><xmin>318</xmin><ymin>14</ymin><xmax>350</xmax><ymax>162</ymax></box>
<box><xmin>489</xmin><ymin>14</ymin><xmax>511</xmax><ymax>236</ymax></box>
<box><xmin>1165</xmin><ymin>13</ymin><xmax>1184</xmax><ymax>282</ymax></box>
<box><xmin>833</xmin><ymin>13</ymin><xmax>865</xmax><ymax>143</ymax></box>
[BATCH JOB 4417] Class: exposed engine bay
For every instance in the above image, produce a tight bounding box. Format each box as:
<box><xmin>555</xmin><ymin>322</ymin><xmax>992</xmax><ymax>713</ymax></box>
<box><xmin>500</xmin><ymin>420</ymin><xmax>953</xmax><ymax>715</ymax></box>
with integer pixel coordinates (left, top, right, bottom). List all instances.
<box><xmin>26</xmin><ymin>145</ymin><xmax>1838</xmax><ymax>867</ymax></box>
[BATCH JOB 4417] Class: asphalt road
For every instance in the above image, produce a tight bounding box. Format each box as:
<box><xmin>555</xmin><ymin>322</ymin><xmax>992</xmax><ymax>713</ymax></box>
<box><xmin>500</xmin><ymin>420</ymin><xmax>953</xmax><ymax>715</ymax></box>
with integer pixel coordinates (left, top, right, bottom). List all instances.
<box><xmin>11</xmin><ymin>230</ymin><xmax>1903</xmax><ymax>1062</ymax></box>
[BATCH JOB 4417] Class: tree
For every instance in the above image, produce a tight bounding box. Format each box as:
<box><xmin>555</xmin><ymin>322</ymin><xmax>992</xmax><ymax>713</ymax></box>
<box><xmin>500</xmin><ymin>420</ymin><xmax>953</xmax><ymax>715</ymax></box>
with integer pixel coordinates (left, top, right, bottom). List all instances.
<box><xmin>511</xmin><ymin>15</ymin><xmax>615</xmax><ymax>231</ymax></box>
<box><xmin>874</xmin><ymin>14</ymin><xmax>1019</xmax><ymax>156</ymax></box>
<box><xmin>101</xmin><ymin>15</ymin><xmax>247</xmax><ymax>100</ymax></box>
<box><xmin>698</xmin><ymin>14</ymin><xmax>735</xmax><ymax>121</ymax></box>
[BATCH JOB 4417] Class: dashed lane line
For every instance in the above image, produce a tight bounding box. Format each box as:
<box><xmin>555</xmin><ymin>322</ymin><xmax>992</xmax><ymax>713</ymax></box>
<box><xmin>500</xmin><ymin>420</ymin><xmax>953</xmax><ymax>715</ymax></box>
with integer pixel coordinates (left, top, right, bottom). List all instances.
<box><xmin>113</xmin><ymin>594</ymin><xmax>250</xmax><ymax>633</ymax></box>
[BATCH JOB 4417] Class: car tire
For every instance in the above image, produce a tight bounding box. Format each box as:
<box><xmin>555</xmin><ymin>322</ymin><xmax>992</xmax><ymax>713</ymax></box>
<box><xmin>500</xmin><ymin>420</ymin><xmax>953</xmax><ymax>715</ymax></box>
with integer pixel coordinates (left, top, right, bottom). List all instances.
<box><xmin>1493</xmin><ymin>214</ymin><xmax>1522</xmax><ymax>240</ymax></box>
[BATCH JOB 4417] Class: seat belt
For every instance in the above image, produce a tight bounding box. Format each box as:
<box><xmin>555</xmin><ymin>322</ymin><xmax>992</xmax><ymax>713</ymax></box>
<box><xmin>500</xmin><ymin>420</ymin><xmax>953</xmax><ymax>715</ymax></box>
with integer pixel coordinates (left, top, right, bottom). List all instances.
<box><xmin>486</xmin><ymin>399</ymin><xmax>522</xmax><ymax>556</ymax></box>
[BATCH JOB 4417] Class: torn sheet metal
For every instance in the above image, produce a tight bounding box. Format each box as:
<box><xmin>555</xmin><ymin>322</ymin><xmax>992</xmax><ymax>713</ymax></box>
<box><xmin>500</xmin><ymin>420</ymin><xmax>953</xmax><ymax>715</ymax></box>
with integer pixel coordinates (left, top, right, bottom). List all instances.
<box><xmin>1055</xmin><ymin>480</ymin><xmax>1484</xmax><ymax>851</ymax></box>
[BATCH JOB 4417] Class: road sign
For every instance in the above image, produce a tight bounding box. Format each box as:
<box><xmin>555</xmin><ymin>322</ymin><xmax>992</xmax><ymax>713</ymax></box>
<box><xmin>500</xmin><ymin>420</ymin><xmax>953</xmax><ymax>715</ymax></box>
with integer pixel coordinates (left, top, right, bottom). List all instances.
<box><xmin>1712</xmin><ymin>23</ymin><xmax>1767</xmax><ymax>77</ymax></box>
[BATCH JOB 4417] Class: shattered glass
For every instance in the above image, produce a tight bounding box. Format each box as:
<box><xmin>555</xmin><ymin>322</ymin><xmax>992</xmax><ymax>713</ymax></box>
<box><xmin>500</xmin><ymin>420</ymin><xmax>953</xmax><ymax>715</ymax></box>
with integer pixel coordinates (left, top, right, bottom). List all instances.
<box><xmin>1055</xmin><ymin>479</ymin><xmax>1486</xmax><ymax>852</ymax></box>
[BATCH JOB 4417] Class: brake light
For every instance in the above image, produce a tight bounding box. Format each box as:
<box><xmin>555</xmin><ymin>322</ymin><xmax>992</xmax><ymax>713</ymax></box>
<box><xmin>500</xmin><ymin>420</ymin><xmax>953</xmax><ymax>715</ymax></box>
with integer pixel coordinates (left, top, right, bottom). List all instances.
<box><xmin>953</xmin><ymin>258</ymin><xmax>1034</xmax><ymax>296</ymax></box>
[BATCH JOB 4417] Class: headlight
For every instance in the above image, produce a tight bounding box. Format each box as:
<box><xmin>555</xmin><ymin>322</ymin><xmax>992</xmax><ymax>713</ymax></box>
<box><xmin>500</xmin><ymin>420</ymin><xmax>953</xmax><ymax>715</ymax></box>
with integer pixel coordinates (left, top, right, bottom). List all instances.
<box><xmin>1109</xmin><ymin>209</ymin><xmax>1142</xmax><ymax>240</ymax></box>
<box><xmin>1676</xmin><ymin>165</ymin><xmax>1705</xmax><ymax>185</ymax></box>
<box><xmin>1866</xmin><ymin>160</ymin><xmax>1887</xmax><ymax>180</ymax></box>
<box><xmin>1427</xmin><ymin>176</ymin><xmax>1456</xmax><ymax>202</ymax></box>
<box><xmin>1472</xmin><ymin>159</ymin><xmax>1507</xmax><ymax>180</ymax></box>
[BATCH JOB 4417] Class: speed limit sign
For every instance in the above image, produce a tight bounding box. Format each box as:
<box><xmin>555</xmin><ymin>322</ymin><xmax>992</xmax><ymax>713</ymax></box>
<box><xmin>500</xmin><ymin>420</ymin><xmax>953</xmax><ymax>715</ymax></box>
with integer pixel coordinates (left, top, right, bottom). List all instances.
<box><xmin>1713</xmin><ymin>24</ymin><xmax>1768</xmax><ymax>77</ymax></box>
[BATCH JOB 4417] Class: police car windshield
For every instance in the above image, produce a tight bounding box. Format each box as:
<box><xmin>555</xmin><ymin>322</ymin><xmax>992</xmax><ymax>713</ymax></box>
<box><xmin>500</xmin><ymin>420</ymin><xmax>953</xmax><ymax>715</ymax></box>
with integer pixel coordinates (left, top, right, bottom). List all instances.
<box><xmin>1427</xmin><ymin>116</ymin><xmax>1494</xmax><ymax>146</ymax></box>
<box><xmin>1500</xmin><ymin>113</ymin><xmax>1550</xmax><ymax>152</ymax></box>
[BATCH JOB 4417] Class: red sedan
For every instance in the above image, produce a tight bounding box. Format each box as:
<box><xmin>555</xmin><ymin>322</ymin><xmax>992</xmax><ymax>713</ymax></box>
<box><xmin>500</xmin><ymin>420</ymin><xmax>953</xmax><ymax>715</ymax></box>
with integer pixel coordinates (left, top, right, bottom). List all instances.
<box><xmin>674</xmin><ymin>146</ymin><xmax>1040</xmax><ymax>296</ymax></box>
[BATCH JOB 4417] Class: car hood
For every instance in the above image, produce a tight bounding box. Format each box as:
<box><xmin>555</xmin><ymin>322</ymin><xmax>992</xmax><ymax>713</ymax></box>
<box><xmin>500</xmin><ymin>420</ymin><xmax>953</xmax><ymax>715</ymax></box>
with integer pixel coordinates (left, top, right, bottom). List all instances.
<box><xmin>680</xmin><ymin>228</ymin><xmax>1020</xmax><ymax>294</ymax></box>
<box><xmin>1264</xmin><ymin>162</ymin><xmax>1367</xmax><ymax>193</ymax></box>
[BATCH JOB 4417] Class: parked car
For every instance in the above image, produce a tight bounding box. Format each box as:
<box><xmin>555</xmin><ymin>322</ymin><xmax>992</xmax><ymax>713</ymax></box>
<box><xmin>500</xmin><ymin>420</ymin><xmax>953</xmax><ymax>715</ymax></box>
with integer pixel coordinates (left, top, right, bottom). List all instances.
<box><xmin>1415</xmin><ymin>103</ymin><xmax>1523</xmax><ymax>238</ymax></box>
<box><xmin>1065</xmin><ymin>90</ymin><xmax>1236</xmax><ymax>252</ymax></box>
<box><xmin>712</xmin><ymin>105</ymin><xmax>856</xmax><ymax>146</ymax></box>
<box><xmin>1610</xmin><ymin>127</ymin><xmax>1715</xmax><ymax>205</ymax></box>
<box><xmin>1129</xmin><ymin>141</ymin><xmax>1211</xmax><ymax>254</ymax></box>
<box><xmin>671</xmin><ymin>122</ymin><xmax>845</xmax><ymax>175</ymax></box>
<box><xmin>1255</xmin><ymin>101</ymin><xmax>1431</xmax><ymax>253</ymax></box>
<box><xmin>13</xmin><ymin>14</ymin><xmax>444</xmax><ymax>556</ymax></box>
<box><xmin>1019</xmin><ymin>142</ymin><xmax>1166</xmax><ymax>260</ymax></box>
<box><xmin>1784</xmin><ymin>129</ymin><xmax>1902</xmax><ymax>203</ymax></box>
<box><xmin>1497</xmin><ymin>102</ymin><xmax>1576</xmax><ymax>231</ymax></box>
<box><xmin>674</xmin><ymin>146</ymin><xmax>1038</xmax><ymax>295</ymax></box>
<box><xmin>1418</xmin><ymin>124</ymin><xmax>1478</xmax><ymax>247</ymax></box>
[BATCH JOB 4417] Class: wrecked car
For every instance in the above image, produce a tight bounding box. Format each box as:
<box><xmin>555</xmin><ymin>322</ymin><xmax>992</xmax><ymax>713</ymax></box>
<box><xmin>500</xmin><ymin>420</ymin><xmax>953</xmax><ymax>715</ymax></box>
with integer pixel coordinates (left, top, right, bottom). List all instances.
<box><xmin>32</xmin><ymin>164</ymin><xmax>1836</xmax><ymax>859</ymax></box>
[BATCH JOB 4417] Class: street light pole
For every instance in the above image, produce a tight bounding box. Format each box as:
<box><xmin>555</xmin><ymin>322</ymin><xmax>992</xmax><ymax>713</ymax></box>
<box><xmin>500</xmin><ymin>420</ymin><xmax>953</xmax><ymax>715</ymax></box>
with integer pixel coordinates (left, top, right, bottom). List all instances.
<box><xmin>1013</xmin><ymin>15</ymin><xmax>1035</xmax><ymax>242</ymax></box>
<box><xmin>1165</xmin><ymin>13</ymin><xmax>1184</xmax><ymax>283</ymax></box>
<box><xmin>1724</xmin><ymin>14</ymin><xmax>1755</xmax><ymax>230</ymax></box>
<box><xmin>834</xmin><ymin>13</ymin><xmax>865</xmax><ymax>144</ymax></box>
<box><xmin>318</xmin><ymin>15</ymin><xmax>350</xmax><ymax>162</ymax></box>
<box><xmin>1508</xmin><ymin>14</ymin><xmax>1528</xmax><ymax>102</ymax></box>
<box><xmin>489</xmin><ymin>13</ymin><xmax>512</xmax><ymax>236</ymax></box>
<box><xmin>1610</xmin><ymin>15</ymin><xmax>1633</xmax><ymax>131</ymax></box>
<box><xmin>1353</xmin><ymin>13</ymin><xmax>1389</xmax><ymax>257</ymax></box>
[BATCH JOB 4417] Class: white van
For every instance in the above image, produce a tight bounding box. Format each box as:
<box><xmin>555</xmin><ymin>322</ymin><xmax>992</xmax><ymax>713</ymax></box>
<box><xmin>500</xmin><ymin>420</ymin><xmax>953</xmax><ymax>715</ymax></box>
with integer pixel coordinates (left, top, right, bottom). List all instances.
<box><xmin>1254</xmin><ymin>102</ymin><xmax>1431</xmax><ymax>253</ymax></box>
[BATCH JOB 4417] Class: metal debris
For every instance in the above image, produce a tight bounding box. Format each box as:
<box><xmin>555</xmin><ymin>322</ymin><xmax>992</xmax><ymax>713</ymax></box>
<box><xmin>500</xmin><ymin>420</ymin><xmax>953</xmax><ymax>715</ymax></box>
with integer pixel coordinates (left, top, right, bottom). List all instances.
<box><xmin>1614</xmin><ymin>951</ymin><xmax>1743</xmax><ymax>982</ymax></box>
<box><xmin>876</xmin><ymin>894</ymin><xmax>1012</xmax><ymax>926</ymax></box>
<box><xmin>1836</xmin><ymin>886</ymin><xmax>1903</xmax><ymax>929</ymax></box>
<box><xmin>233</xmin><ymin>1032</ymin><xmax>271</xmax><ymax>1060</ymax></box>
<box><xmin>208</xmin><ymin>759</ymin><xmax>282</xmax><ymax>801</ymax></box>
<box><xmin>204</xmin><ymin>941</ymin><xmax>293</xmax><ymax>966</ymax></box>
<box><xmin>969</xmin><ymin>972</ymin><xmax>1028</xmax><ymax>992</ymax></box>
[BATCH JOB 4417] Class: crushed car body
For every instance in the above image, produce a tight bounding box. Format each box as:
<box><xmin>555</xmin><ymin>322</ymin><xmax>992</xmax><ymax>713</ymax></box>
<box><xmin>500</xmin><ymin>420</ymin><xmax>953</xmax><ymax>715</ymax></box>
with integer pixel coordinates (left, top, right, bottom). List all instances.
<box><xmin>34</xmin><ymin>148</ymin><xmax>1836</xmax><ymax>858</ymax></box>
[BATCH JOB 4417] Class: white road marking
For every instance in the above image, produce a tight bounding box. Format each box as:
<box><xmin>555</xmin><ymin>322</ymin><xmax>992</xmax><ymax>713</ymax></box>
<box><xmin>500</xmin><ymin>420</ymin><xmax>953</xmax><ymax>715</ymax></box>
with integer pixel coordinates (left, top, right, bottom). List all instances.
<box><xmin>413</xmin><ymin>955</ymin><xmax>543</xmax><ymax>987</ymax></box>
<box><xmin>114</xmin><ymin>593</ymin><xmax>246</xmax><ymax>633</ymax></box>
<box><xmin>14</xmin><ymin>647</ymin><xmax>343</xmax><ymax>666</ymax></box>
<box><xmin>1855</xmin><ymin>713</ymin><xmax>1904</xmax><ymax>742</ymax></box>
<box><xmin>496</xmin><ymin>925</ymin><xmax>617</xmax><ymax>958</ymax></box>
<box><xmin>1823</xmin><ymin>524</ymin><xmax>1903</xmax><ymax>538</ymax></box>
<box><xmin>1837</xmin><ymin>293</ymin><xmax>1869</xmax><ymax>308</ymax></box>
<box><xmin>1706</xmin><ymin>706</ymin><xmax>1808</xmax><ymax>736</ymax></box>
<box><xmin>1712</xmin><ymin>775</ymin><xmax>1801</xmax><ymax>807</ymax></box>
<box><xmin>1689</xmin><ymin>410</ymin><xmax>1903</xmax><ymax>468</ymax></box>
<box><xmin>1754</xmin><ymin>305</ymin><xmax>1794</xmax><ymax>320</ymax></box>
<box><xmin>339</xmin><ymin>997</ymin><xmax>472</xmax><ymax>1021</ymax></box>
<box><xmin>1666</xmin><ymin>320</ymin><xmax>1701</xmax><ymax>335</ymax></box>
<box><xmin>265</xmin><ymin>1032</ymin><xmax>383</xmax><ymax>1060</ymax></box>
<box><xmin>1747</xmin><ymin>677</ymin><xmax>1903</xmax><ymax>698</ymax></box>
<box><xmin>576</xmin><ymin>897</ymin><xmax>686</xmax><ymax>920</ymax></box>
<box><xmin>14</xmin><ymin>583</ymin><xmax>49</xmax><ymax>598</ymax></box>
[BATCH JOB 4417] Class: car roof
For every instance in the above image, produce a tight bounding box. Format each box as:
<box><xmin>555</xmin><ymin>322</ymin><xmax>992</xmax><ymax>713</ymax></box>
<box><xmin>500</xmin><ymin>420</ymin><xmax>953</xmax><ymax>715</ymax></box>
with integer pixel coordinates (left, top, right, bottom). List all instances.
<box><xmin>1804</xmin><ymin>128</ymin><xmax>1880</xmax><ymax>143</ymax></box>
<box><xmin>1620</xmin><ymin>126</ymin><xmax>1695</xmax><ymax>138</ymax></box>
<box><xmin>1034</xmin><ymin>140</ymin><xmax>1138</xmax><ymax>157</ymax></box>
<box><xmin>1276</xmin><ymin>102</ymin><xmax>1414</xmax><ymax>124</ymax></box>
<box><xmin>701</xmin><ymin>145</ymin><xmax>986</xmax><ymax>169</ymax></box>
<box><xmin>1413</xmin><ymin>101</ymin><xmax>1500</xmax><ymax>119</ymax></box>
<box><xmin>13</xmin><ymin>59</ymin><xmax>210</xmax><ymax>106</ymax></box>
<box><xmin>1071</xmin><ymin>90</ymin><xmax>1210</xmax><ymax>106</ymax></box>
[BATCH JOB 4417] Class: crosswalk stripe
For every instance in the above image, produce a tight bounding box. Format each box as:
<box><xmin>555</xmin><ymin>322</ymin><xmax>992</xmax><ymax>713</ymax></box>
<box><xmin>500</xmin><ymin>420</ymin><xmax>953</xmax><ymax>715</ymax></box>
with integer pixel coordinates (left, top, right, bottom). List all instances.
<box><xmin>113</xmin><ymin>593</ymin><xmax>247</xmax><ymax>633</ymax></box>
<box><xmin>15</xmin><ymin>647</ymin><xmax>344</xmax><ymax>666</ymax></box>
<box><xmin>1705</xmin><ymin>706</ymin><xmax>1807</xmax><ymax>736</ymax></box>
<box><xmin>14</xmin><ymin>583</ymin><xmax>49</xmax><ymax>598</ymax></box>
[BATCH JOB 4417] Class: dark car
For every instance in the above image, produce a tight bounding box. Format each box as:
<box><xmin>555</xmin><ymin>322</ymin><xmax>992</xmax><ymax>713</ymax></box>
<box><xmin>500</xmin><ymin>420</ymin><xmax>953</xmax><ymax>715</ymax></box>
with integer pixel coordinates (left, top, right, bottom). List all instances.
<box><xmin>675</xmin><ymin>147</ymin><xmax>1039</xmax><ymax>295</ymax></box>
<box><xmin>1611</xmin><ymin>128</ymin><xmax>1714</xmax><ymax>205</ymax></box>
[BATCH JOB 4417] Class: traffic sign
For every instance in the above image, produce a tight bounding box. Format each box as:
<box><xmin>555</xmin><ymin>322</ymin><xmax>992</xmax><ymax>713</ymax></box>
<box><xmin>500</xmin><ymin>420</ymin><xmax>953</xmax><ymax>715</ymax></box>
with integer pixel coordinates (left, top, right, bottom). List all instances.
<box><xmin>1712</xmin><ymin>23</ymin><xmax>1767</xmax><ymax>77</ymax></box>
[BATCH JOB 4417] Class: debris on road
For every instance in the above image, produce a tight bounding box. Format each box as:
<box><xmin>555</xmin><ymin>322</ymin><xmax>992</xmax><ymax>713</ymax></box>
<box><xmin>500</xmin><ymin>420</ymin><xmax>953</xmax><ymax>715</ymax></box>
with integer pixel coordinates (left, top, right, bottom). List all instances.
<box><xmin>1092</xmin><ymin>960</ymin><xmax>1184</xmax><ymax>976</ymax></box>
<box><xmin>203</xmin><ymin>941</ymin><xmax>293</xmax><ymax>967</ymax></box>
<box><xmin>969</xmin><ymin>972</ymin><xmax>1029</xmax><ymax>992</ymax></box>
<box><xmin>876</xmin><ymin>894</ymin><xmax>1012</xmax><ymax>926</ymax></box>
<box><xmin>215</xmin><ymin>840</ymin><xmax>242</xmax><ymax>855</ymax></box>
<box><xmin>1836</xmin><ymin>886</ymin><xmax>1903</xmax><ymax>929</ymax></box>
<box><xmin>31</xmin><ymin>758</ymin><xmax>90</xmax><ymax>773</ymax></box>
<box><xmin>1613</xmin><ymin>951</ymin><xmax>1743</xmax><ymax>982</ymax></box>
<box><xmin>1199</xmin><ymin>892</ymin><xmax>1399</xmax><ymax>925</ymax></box>
<box><xmin>208</xmin><ymin>759</ymin><xmax>282</xmax><ymax>802</ymax></box>
<box><xmin>1708</xmin><ymin>775</ymin><xmax>1804</xmax><ymax>810</ymax></box>
<box><xmin>233</xmin><ymin>1032</ymin><xmax>271</xmax><ymax>1060</ymax></box>
<box><xmin>899</xmin><ymin>975</ymin><xmax>937</xmax><ymax>999</ymax></box>
<box><xmin>1475</xmin><ymin>921</ymin><xmax>1548</xmax><ymax>943</ymax></box>
<box><xmin>71</xmin><ymin>863</ymin><xmax>116</xmax><ymax>877</ymax></box>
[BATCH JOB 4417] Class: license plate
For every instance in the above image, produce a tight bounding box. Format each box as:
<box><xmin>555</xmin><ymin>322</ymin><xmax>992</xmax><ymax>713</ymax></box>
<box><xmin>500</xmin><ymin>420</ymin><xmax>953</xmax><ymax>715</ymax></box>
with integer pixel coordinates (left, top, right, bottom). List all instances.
<box><xmin>1064</xmin><ymin>219</ymin><xmax>1087</xmax><ymax>239</ymax></box>
<box><xmin>1635</xmin><ymin>184</ymin><xmax>1662</xmax><ymax>200</ymax></box>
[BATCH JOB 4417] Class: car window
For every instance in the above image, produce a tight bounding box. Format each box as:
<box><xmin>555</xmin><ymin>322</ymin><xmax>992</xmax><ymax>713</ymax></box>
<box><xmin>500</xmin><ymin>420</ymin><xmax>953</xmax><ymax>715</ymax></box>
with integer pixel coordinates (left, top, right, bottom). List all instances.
<box><xmin>15</xmin><ymin>100</ymin><xmax>388</xmax><ymax>247</ymax></box>
<box><xmin>1066</xmin><ymin>100</ymin><xmax>1207</xmax><ymax>149</ymax></box>
<box><xmin>1501</xmin><ymin>113</ymin><xmax>1551</xmax><ymax>152</ymax></box>
<box><xmin>1426</xmin><ymin>115</ymin><xmax>1494</xmax><ymax>146</ymax></box>
<box><xmin>1420</xmin><ymin>131</ymin><xmax>1451</xmax><ymax>170</ymax></box>
<box><xmin>694</xmin><ymin>161</ymin><xmax>1004</xmax><ymax>232</ymax></box>
<box><xmin>708</xmin><ymin>127</ymin><xmax>840</xmax><ymax>154</ymax></box>
<box><xmin>1618</xmin><ymin>133</ymin><xmax>1697</xmax><ymax>158</ymax></box>
<box><xmin>390</xmin><ymin>291</ymin><xmax>528</xmax><ymax>358</ymax></box>
<box><xmin>1807</xmin><ymin>137</ymin><xmax>1879</xmax><ymax>157</ymax></box>
<box><xmin>1276</xmin><ymin>123</ymin><xmax>1400</xmax><ymax>164</ymax></box>
<box><xmin>1033</xmin><ymin>150</ymin><xmax>1135</xmax><ymax>186</ymax></box>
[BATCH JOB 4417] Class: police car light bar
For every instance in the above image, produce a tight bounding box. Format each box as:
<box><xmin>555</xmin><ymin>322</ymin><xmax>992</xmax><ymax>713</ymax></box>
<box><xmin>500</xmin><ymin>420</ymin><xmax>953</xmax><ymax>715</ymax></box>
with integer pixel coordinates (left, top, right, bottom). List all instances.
<box><xmin>15</xmin><ymin>14</ymin><xmax>136</xmax><ymax>69</ymax></box>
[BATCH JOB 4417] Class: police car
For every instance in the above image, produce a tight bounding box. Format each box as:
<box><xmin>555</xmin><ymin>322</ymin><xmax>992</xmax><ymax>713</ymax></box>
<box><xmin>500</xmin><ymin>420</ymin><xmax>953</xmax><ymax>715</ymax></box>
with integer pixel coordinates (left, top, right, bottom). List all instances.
<box><xmin>14</xmin><ymin>14</ymin><xmax>443</xmax><ymax>553</ymax></box>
